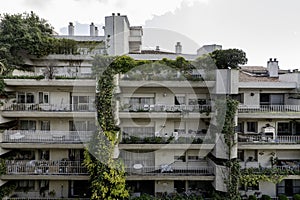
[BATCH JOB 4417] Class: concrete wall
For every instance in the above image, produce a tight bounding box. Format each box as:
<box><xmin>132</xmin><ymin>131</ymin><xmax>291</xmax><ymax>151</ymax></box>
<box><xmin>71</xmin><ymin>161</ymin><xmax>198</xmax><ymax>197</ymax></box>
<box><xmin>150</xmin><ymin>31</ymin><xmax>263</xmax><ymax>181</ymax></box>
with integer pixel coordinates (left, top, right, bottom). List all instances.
<box><xmin>214</xmin><ymin>69</ymin><xmax>239</xmax><ymax>94</ymax></box>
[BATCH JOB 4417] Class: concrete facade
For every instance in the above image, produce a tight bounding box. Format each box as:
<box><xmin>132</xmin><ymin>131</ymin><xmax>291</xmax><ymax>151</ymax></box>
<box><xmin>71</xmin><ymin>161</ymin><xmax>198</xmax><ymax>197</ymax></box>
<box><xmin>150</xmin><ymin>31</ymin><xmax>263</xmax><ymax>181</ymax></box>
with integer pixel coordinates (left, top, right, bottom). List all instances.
<box><xmin>0</xmin><ymin>13</ymin><xmax>300</xmax><ymax>199</ymax></box>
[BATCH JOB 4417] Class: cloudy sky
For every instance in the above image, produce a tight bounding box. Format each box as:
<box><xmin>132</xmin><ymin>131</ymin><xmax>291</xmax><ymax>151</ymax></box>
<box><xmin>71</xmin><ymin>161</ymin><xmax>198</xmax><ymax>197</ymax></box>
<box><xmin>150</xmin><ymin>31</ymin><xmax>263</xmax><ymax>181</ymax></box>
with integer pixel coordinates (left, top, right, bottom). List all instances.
<box><xmin>1</xmin><ymin>0</ymin><xmax>300</xmax><ymax>69</ymax></box>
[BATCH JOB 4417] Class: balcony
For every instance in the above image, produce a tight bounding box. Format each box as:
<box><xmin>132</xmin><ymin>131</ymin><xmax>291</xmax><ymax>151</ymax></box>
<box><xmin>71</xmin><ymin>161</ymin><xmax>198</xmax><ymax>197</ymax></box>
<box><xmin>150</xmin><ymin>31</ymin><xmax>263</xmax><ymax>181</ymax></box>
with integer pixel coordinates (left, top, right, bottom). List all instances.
<box><xmin>2</xmin><ymin>103</ymin><xmax>95</xmax><ymax>112</ymax></box>
<box><xmin>121</xmin><ymin>104</ymin><xmax>212</xmax><ymax>113</ymax></box>
<box><xmin>119</xmin><ymin>135</ymin><xmax>214</xmax><ymax>150</ymax></box>
<box><xmin>2</xmin><ymin>130</ymin><xmax>93</xmax><ymax>145</ymax></box>
<box><xmin>238</xmin><ymin>135</ymin><xmax>300</xmax><ymax>144</ymax></box>
<box><xmin>239</xmin><ymin>105</ymin><xmax>300</xmax><ymax>113</ymax></box>
<box><xmin>1</xmin><ymin>103</ymin><xmax>95</xmax><ymax>118</ymax></box>
<box><xmin>238</xmin><ymin>135</ymin><xmax>300</xmax><ymax>149</ymax></box>
<box><xmin>126</xmin><ymin>166</ymin><xmax>213</xmax><ymax>175</ymax></box>
<box><xmin>238</xmin><ymin>105</ymin><xmax>300</xmax><ymax>119</ymax></box>
<box><xmin>6</xmin><ymin>160</ymin><xmax>87</xmax><ymax>175</ymax></box>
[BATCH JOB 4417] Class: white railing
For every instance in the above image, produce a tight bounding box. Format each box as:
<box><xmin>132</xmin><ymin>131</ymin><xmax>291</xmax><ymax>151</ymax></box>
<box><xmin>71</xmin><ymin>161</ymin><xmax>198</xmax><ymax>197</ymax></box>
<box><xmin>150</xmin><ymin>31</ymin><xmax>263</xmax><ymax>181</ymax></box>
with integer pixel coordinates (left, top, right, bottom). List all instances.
<box><xmin>238</xmin><ymin>135</ymin><xmax>300</xmax><ymax>144</ymax></box>
<box><xmin>125</xmin><ymin>166</ymin><xmax>213</xmax><ymax>176</ymax></box>
<box><xmin>3</xmin><ymin>130</ymin><xmax>94</xmax><ymax>143</ymax></box>
<box><xmin>238</xmin><ymin>105</ymin><xmax>300</xmax><ymax>113</ymax></box>
<box><xmin>5</xmin><ymin>160</ymin><xmax>88</xmax><ymax>175</ymax></box>
<box><xmin>121</xmin><ymin>104</ymin><xmax>212</xmax><ymax>113</ymax></box>
<box><xmin>2</xmin><ymin>103</ymin><xmax>95</xmax><ymax>112</ymax></box>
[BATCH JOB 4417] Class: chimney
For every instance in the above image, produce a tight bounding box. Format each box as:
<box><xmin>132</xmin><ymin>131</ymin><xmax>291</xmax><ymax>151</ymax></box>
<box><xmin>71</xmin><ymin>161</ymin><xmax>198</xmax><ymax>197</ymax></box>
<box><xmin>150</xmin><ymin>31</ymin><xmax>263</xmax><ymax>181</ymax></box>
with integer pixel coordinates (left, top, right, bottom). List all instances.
<box><xmin>112</xmin><ymin>13</ymin><xmax>115</xmax><ymax>16</ymax></box>
<box><xmin>175</xmin><ymin>42</ymin><xmax>182</xmax><ymax>54</ymax></box>
<box><xmin>90</xmin><ymin>22</ymin><xmax>95</xmax><ymax>36</ymax></box>
<box><xmin>68</xmin><ymin>22</ymin><xmax>74</xmax><ymax>36</ymax></box>
<box><xmin>95</xmin><ymin>27</ymin><xmax>99</xmax><ymax>36</ymax></box>
<box><xmin>156</xmin><ymin>46</ymin><xmax>160</xmax><ymax>51</ymax></box>
<box><xmin>267</xmin><ymin>58</ymin><xmax>279</xmax><ymax>77</ymax></box>
<box><xmin>117</xmin><ymin>13</ymin><xmax>121</xmax><ymax>16</ymax></box>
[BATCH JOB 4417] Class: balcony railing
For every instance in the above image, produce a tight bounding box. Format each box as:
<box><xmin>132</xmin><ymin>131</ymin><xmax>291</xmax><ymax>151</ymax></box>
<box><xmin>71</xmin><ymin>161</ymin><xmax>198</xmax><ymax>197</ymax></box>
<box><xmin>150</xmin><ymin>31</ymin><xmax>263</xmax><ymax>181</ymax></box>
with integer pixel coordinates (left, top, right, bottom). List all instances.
<box><xmin>2</xmin><ymin>103</ymin><xmax>95</xmax><ymax>112</ymax></box>
<box><xmin>3</xmin><ymin>130</ymin><xmax>94</xmax><ymax>143</ymax></box>
<box><xmin>125</xmin><ymin>166</ymin><xmax>213</xmax><ymax>176</ymax></box>
<box><xmin>238</xmin><ymin>135</ymin><xmax>300</xmax><ymax>144</ymax></box>
<box><xmin>121</xmin><ymin>104</ymin><xmax>212</xmax><ymax>113</ymax></box>
<box><xmin>238</xmin><ymin>105</ymin><xmax>300</xmax><ymax>113</ymax></box>
<box><xmin>5</xmin><ymin>160</ymin><xmax>88</xmax><ymax>175</ymax></box>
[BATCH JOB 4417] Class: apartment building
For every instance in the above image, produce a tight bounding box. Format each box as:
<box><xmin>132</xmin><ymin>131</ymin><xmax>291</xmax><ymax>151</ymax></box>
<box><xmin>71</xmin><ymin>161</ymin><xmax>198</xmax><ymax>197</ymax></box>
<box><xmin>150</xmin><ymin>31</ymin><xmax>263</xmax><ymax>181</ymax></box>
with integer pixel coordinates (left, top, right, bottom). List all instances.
<box><xmin>0</xmin><ymin>13</ymin><xmax>300</xmax><ymax>199</ymax></box>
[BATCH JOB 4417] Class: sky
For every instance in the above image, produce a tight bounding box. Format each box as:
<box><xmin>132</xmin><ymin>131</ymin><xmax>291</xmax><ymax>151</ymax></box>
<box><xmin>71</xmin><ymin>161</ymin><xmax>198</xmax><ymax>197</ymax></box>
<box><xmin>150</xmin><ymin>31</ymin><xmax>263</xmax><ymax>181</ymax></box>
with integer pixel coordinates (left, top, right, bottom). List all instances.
<box><xmin>1</xmin><ymin>0</ymin><xmax>300</xmax><ymax>69</ymax></box>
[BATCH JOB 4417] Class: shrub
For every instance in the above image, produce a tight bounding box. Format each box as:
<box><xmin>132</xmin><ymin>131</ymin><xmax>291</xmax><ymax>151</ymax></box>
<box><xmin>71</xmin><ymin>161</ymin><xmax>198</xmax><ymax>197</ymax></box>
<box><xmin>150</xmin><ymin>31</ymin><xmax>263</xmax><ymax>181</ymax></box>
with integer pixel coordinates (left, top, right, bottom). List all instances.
<box><xmin>278</xmin><ymin>194</ymin><xmax>289</xmax><ymax>200</ymax></box>
<box><xmin>294</xmin><ymin>194</ymin><xmax>300</xmax><ymax>200</ymax></box>
<box><xmin>248</xmin><ymin>195</ymin><xmax>257</xmax><ymax>200</ymax></box>
<box><xmin>261</xmin><ymin>194</ymin><xmax>271</xmax><ymax>200</ymax></box>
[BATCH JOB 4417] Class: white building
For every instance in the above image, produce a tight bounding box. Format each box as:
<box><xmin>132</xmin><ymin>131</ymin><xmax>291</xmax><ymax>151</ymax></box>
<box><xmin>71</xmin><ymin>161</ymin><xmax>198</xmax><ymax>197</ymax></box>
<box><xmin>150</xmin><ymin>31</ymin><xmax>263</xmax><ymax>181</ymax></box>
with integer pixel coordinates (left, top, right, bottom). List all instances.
<box><xmin>0</xmin><ymin>13</ymin><xmax>299</xmax><ymax>199</ymax></box>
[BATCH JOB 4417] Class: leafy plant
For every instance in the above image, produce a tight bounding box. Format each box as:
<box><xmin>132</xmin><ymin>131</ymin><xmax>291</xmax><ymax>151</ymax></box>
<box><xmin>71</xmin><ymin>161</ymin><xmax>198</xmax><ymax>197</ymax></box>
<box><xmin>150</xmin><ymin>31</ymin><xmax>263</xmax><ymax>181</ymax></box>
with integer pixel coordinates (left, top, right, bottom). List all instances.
<box><xmin>248</xmin><ymin>195</ymin><xmax>257</xmax><ymax>200</ymax></box>
<box><xmin>278</xmin><ymin>194</ymin><xmax>289</xmax><ymax>200</ymax></box>
<box><xmin>293</xmin><ymin>194</ymin><xmax>300</xmax><ymax>200</ymax></box>
<box><xmin>260</xmin><ymin>194</ymin><xmax>271</xmax><ymax>200</ymax></box>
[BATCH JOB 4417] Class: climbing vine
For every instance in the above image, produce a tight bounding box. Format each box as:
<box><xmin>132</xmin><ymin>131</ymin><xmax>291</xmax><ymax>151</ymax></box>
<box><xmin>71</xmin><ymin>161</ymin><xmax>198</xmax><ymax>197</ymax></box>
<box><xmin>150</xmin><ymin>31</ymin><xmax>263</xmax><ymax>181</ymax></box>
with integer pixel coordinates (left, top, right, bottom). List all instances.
<box><xmin>216</xmin><ymin>98</ymin><xmax>240</xmax><ymax>200</ymax></box>
<box><xmin>239</xmin><ymin>167</ymin><xmax>288</xmax><ymax>189</ymax></box>
<box><xmin>84</xmin><ymin>55</ymin><xmax>204</xmax><ymax>199</ymax></box>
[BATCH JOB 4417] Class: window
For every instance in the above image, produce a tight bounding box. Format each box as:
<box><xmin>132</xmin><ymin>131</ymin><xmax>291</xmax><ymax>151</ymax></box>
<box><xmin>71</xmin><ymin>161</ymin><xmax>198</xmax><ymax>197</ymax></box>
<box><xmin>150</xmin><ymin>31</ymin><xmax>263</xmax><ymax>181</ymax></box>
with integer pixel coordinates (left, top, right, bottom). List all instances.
<box><xmin>237</xmin><ymin>150</ymin><xmax>244</xmax><ymax>161</ymax></box>
<box><xmin>16</xmin><ymin>181</ymin><xmax>35</xmax><ymax>191</ymax></box>
<box><xmin>278</xmin><ymin>122</ymin><xmax>291</xmax><ymax>135</ymax></box>
<box><xmin>40</xmin><ymin>121</ymin><xmax>50</xmax><ymax>131</ymax></box>
<box><xmin>72</xmin><ymin>96</ymin><xmax>95</xmax><ymax>111</ymax></box>
<box><xmin>69</xmin><ymin>149</ymin><xmax>84</xmax><ymax>161</ymax></box>
<box><xmin>39</xmin><ymin>92</ymin><xmax>49</xmax><ymax>104</ymax></box>
<box><xmin>175</xmin><ymin>96</ymin><xmax>185</xmax><ymax>105</ymax></box>
<box><xmin>174</xmin><ymin>155</ymin><xmax>186</xmax><ymax>162</ymax></box>
<box><xmin>247</xmin><ymin>122</ymin><xmax>257</xmax><ymax>132</ymax></box>
<box><xmin>236</xmin><ymin>122</ymin><xmax>244</xmax><ymax>133</ymax></box>
<box><xmin>123</xmin><ymin>127</ymin><xmax>154</xmax><ymax>137</ymax></box>
<box><xmin>69</xmin><ymin>121</ymin><xmax>96</xmax><ymax>131</ymax></box>
<box><xmin>260</xmin><ymin>93</ymin><xmax>284</xmax><ymax>105</ymax></box>
<box><xmin>20</xmin><ymin>120</ymin><xmax>36</xmax><ymax>130</ymax></box>
<box><xmin>188</xmin><ymin>99</ymin><xmax>207</xmax><ymax>105</ymax></box>
<box><xmin>188</xmin><ymin>156</ymin><xmax>201</xmax><ymax>161</ymax></box>
<box><xmin>231</xmin><ymin>93</ymin><xmax>244</xmax><ymax>104</ymax></box>
<box><xmin>129</xmin><ymin>97</ymin><xmax>154</xmax><ymax>105</ymax></box>
<box><xmin>17</xmin><ymin>92</ymin><xmax>35</xmax><ymax>103</ymax></box>
<box><xmin>39</xmin><ymin>150</ymin><xmax>49</xmax><ymax>160</ymax></box>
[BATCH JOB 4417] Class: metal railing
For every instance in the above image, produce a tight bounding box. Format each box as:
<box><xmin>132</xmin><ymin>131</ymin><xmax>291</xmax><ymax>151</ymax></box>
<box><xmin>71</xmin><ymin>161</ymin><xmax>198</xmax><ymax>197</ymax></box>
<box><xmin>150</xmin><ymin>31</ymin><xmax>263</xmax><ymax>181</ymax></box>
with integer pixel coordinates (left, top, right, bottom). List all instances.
<box><xmin>238</xmin><ymin>135</ymin><xmax>300</xmax><ymax>144</ymax></box>
<box><xmin>3</xmin><ymin>130</ymin><xmax>94</xmax><ymax>143</ymax></box>
<box><xmin>2</xmin><ymin>103</ymin><xmax>95</xmax><ymax>112</ymax></box>
<box><xmin>5</xmin><ymin>160</ymin><xmax>88</xmax><ymax>175</ymax></box>
<box><xmin>121</xmin><ymin>104</ymin><xmax>212</xmax><ymax>113</ymax></box>
<box><xmin>125</xmin><ymin>166</ymin><xmax>213</xmax><ymax>176</ymax></box>
<box><xmin>238</xmin><ymin>105</ymin><xmax>300</xmax><ymax>113</ymax></box>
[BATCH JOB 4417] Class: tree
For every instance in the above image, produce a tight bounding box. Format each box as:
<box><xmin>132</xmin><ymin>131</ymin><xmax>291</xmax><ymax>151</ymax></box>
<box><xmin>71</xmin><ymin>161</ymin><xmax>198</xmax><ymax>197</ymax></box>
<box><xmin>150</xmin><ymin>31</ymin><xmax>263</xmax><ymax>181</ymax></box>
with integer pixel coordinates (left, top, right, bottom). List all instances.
<box><xmin>0</xmin><ymin>12</ymin><xmax>78</xmax><ymax>75</ymax></box>
<box><xmin>210</xmin><ymin>49</ymin><xmax>247</xmax><ymax>69</ymax></box>
<box><xmin>0</xmin><ymin>12</ymin><xmax>54</xmax><ymax>68</ymax></box>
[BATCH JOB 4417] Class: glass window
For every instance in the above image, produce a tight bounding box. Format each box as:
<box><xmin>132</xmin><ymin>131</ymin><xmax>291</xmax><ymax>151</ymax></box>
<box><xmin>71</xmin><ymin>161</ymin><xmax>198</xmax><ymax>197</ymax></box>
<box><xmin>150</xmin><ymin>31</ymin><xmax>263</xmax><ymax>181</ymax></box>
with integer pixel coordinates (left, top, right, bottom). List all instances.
<box><xmin>247</xmin><ymin>122</ymin><xmax>257</xmax><ymax>132</ymax></box>
<box><xmin>20</xmin><ymin>120</ymin><xmax>36</xmax><ymax>130</ymax></box>
<box><xmin>39</xmin><ymin>92</ymin><xmax>49</xmax><ymax>104</ymax></box>
<box><xmin>26</xmin><ymin>93</ymin><xmax>35</xmax><ymax>103</ymax></box>
<box><xmin>175</xmin><ymin>96</ymin><xmax>185</xmax><ymax>105</ymax></box>
<box><xmin>278</xmin><ymin>122</ymin><xmax>290</xmax><ymax>135</ymax></box>
<box><xmin>237</xmin><ymin>150</ymin><xmax>244</xmax><ymax>161</ymax></box>
<box><xmin>40</xmin><ymin>121</ymin><xmax>50</xmax><ymax>131</ymax></box>
<box><xmin>17</xmin><ymin>92</ymin><xmax>26</xmax><ymax>103</ymax></box>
